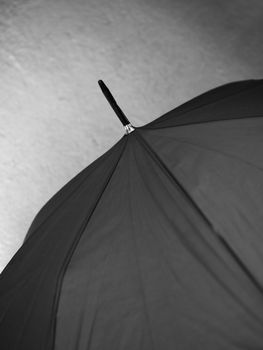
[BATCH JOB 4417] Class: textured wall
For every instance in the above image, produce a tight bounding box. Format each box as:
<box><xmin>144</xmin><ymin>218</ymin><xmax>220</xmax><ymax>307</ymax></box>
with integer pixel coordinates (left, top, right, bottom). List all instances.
<box><xmin>1</xmin><ymin>0</ymin><xmax>263</xmax><ymax>271</ymax></box>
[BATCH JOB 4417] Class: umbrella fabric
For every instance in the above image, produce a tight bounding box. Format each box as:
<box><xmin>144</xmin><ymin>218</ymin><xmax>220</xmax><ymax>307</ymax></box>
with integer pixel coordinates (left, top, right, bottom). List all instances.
<box><xmin>1</xmin><ymin>79</ymin><xmax>263</xmax><ymax>350</ymax></box>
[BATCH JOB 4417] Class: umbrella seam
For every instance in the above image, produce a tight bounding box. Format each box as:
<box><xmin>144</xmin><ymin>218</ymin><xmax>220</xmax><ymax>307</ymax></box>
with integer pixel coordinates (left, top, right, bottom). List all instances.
<box><xmin>150</xmin><ymin>134</ymin><xmax>263</xmax><ymax>173</ymax></box>
<box><xmin>22</xmin><ymin>137</ymin><xmax>126</xmax><ymax>246</ymax></box>
<box><xmin>127</xmin><ymin>140</ymin><xmax>157</xmax><ymax>350</ymax></box>
<box><xmin>134</xmin><ymin>131</ymin><xmax>263</xmax><ymax>296</ymax></box>
<box><xmin>48</xmin><ymin>137</ymin><xmax>128</xmax><ymax>350</ymax></box>
<box><xmin>76</xmin><ymin>228</ymin><xmax>123</xmax><ymax>350</ymax></box>
<box><xmin>142</xmin><ymin>114</ymin><xmax>263</xmax><ymax>130</ymax></box>
<box><xmin>143</xmin><ymin>80</ymin><xmax>263</xmax><ymax>128</ymax></box>
<box><xmin>84</xmin><ymin>195</ymin><xmax>131</xmax><ymax>350</ymax></box>
<box><xmin>132</xmin><ymin>133</ymin><xmax>263</xmax><ymax>326</ymax></box>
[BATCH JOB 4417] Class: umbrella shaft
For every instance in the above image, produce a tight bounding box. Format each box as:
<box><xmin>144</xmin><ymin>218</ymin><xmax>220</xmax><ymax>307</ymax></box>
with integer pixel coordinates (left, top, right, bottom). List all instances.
<box><xmin>98</xmin><ymin>80</ymin><xmax>131</xmax><ymax>127</ymax></box>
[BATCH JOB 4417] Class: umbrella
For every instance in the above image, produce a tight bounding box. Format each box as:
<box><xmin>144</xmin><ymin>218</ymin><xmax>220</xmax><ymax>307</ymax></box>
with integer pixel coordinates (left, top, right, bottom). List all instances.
<box><xmin>1</xmin><ymin>78</ymin><xmax>263</xmax><ymax>350</ymax></box>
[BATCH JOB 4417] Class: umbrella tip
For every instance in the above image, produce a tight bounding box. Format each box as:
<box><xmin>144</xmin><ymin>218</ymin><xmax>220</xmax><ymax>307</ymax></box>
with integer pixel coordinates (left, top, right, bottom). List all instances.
<box><xmin>98</xmin><ymin>79</ymin><xmax>104</xmax><ymax>88</ymax></box>
<box><xmin>98</xmin><ymin>79</ymin><xmax>135</xmax><ymax>135</ymax></box>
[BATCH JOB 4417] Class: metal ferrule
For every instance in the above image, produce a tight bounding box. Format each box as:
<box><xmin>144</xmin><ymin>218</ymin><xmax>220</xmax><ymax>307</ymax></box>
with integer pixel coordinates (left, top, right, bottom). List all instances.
<box><xmin>124</xmin><ymin>124</ymin><xmax>135</xmax><ymax>135</ymax></box>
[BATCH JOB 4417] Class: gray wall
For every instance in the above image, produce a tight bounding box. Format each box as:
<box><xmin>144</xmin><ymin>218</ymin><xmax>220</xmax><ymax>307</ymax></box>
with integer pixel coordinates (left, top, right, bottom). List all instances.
<box><xmin>1</xmin><ymin>0</ymin><xmax>263</xmax><ymax>271</ymax></box>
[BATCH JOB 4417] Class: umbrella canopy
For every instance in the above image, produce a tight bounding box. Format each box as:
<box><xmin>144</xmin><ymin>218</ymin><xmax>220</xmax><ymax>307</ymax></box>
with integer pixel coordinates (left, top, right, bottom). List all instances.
<box><xmin>1</xmin><ymin>78</ymin><xmax>263</xmax><ymax>350</ymax></box>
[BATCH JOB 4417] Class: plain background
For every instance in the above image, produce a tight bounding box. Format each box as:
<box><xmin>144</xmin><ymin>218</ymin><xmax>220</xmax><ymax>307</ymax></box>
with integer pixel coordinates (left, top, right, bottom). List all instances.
<box><xmin>0</xmin><ymin>0</ymin><xmax>263</xmax><ymax>272</ymax></box>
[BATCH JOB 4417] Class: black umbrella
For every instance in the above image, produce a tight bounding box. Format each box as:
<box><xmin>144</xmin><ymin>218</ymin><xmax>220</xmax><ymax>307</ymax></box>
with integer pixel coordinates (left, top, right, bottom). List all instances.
<box><xmin>1</xmin><ymin>79</ymin><xmax>263</xmax><ymax>350</ymax></box>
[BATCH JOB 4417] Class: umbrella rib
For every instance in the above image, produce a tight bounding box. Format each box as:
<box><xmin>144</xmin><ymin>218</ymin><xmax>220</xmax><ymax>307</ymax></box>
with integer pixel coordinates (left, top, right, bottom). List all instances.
<box><xmin>21</xmin><ymin>137</ymin><xmax>125</xmax><ymax>254</ymax></box>
<box><xmin>128</xmin><ymin>144</ymin><xmax>157</xmax><ymax>350</ymax></box>
<box><xmin>157</xmin><ymin>134</ymin><xmax>263</xmax><ymax>173</ymax></box>
<box><xmin>129</xmin><ymin>150</ymin><xmax>263</xmax><ymax>326</ymax></box>
<box><xmin>48</xmin><ymin>137</ymin><xmax>128</xmax><ymax>350</ymax></box>
<box><xmin>143</xmin><ymin>113</ymin><xmax>263</xmax><ymax>130</ymax></box>
<box><xmin>144</xmin><ymin>80</ymin><xmax>263</xmax><ymax>129</ymax></box>
<box><xmin>134</xmin><ymin>130</ymin><xmax>263</xmax><ymax>295</ymax></box>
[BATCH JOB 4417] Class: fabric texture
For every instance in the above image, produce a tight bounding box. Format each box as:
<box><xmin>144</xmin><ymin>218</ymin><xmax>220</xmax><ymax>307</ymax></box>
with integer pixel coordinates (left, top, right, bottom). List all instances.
<box><xmin>1</xmin><ymin>79</ymin><xmax>263</xmax><ymax>349</ymax></box>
